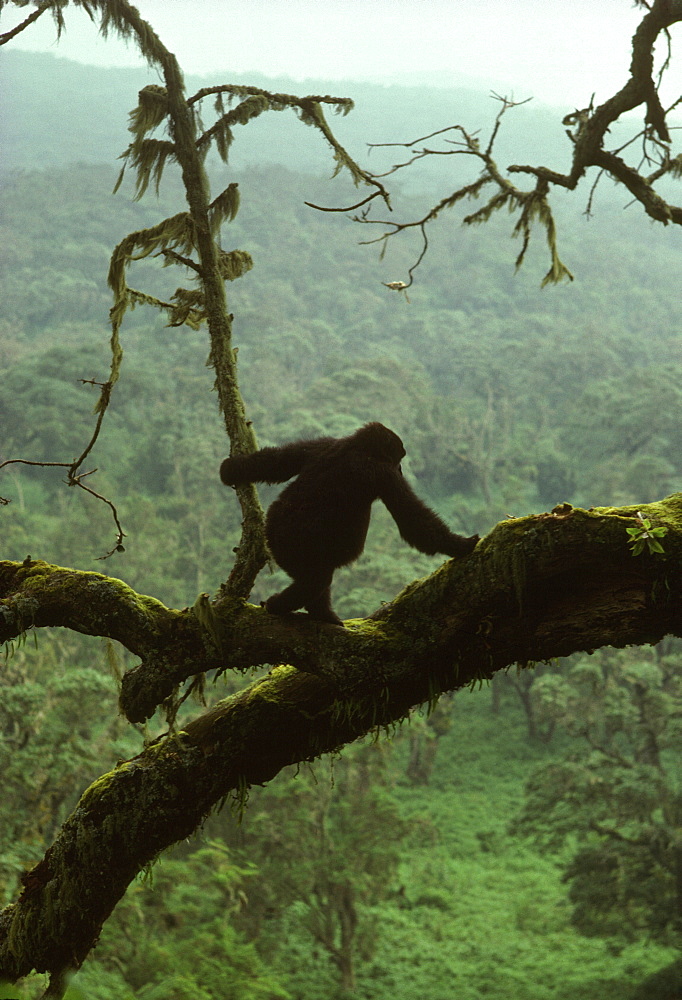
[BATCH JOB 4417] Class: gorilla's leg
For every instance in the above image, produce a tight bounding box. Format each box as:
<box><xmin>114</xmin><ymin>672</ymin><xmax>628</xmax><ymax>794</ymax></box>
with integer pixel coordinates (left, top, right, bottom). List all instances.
<box><xmin>303</xmin><ymin>584</ymin><xmax>342</xmax><ymax>626</ymax></box>
<box><xmin>265</xmin><ymin>570</ymin><xmax>342</xmax><ymax>626</ymax></box>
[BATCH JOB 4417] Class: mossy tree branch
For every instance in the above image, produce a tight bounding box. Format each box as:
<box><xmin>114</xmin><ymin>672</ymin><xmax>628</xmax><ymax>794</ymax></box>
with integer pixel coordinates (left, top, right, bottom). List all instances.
<box><xmin>507</xmin><ymin>0</ymin><xmax>682</xmax><ymax>221</ymax></box>
<box><xmin>0</xmin><ymin>0</ymin><xmax>51</xmax><ymax>43</ymax></box>
<box><xmin>357</xmin><ymin>0</ymin><xmax>682</xmax><ymax>286</ymax></box>
<box><xmin>2</xmin><ymin>0</ymin><xmax>389</xmax><ymax>587</ymax></box>
<box><xmin>105</xmin><ymin>2</ymin><xmax>387</xmax><ymax>596</ymax></box>
<box><xmin>2</xmin><ymin>2</ymin><xmax>681</xmax><ymax>994</ymax></box>
<box><xmin>2</xmin><ymin>497</ymin><xmax>682</xmax><ymax>982</ymax></box>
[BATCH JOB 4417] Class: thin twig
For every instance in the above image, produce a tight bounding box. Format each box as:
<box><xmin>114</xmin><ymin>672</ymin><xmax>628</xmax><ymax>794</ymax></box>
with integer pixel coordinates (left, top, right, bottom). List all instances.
<box><xmin>304</xmin><ymin>190</ymin><xmax>383</xmax><ymax>213</ymax></box>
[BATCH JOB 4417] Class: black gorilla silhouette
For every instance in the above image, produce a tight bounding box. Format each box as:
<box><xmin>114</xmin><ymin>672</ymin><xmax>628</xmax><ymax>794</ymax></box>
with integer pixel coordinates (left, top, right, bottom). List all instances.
<box><xmin>220</xmin><ymin>422</ymin><xmax>478</xmax><ymax>625</ymax></box>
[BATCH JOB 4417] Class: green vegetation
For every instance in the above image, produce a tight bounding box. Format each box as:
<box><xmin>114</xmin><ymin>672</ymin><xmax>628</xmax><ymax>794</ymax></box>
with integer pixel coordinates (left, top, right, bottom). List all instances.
<box><xmin>1</xmin><ymin>46</ymin><xmax>680</xmax><ymax>1000</ymax></box>
<box><xmin>512</xmin><ymin>650</ymin><xmax>681</xmax><ymax>947</ymax></box>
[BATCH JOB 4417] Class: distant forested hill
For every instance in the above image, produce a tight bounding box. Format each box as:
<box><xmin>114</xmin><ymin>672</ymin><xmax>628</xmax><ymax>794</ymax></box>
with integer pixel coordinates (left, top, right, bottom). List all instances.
<box><xmin>2</xmin><ymin>48</ymin><xmax>568</xmax><ymax>176</ymax></box>
<box><xmin>2</xmin><ymin>48</ymin><xmax>681</xmax><ymax>1000</ymax></box>
<box><xmin>2</xmin><ymin>49</ymin><xmax>681</xmax><ymax>588</ymax></box>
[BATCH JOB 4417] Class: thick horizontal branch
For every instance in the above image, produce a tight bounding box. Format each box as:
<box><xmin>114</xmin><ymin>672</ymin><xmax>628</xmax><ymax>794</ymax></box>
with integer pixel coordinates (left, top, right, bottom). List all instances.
<box><xmin>1</xmin><ymin>496</ymin><xmax>682</xmax><ymax>981</ymax></box>
<box><xmin>4</xmin><ymin>497</ymin><xmax>682</xmax><ymax>726</ymax></box>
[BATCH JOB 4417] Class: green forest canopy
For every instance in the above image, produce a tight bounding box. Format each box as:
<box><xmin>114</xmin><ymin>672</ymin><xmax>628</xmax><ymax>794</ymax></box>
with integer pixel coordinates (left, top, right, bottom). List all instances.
<box><xmin>0</xmin><ymin>2</ymin><xmax>681</xmax><ymax>998</ymax></box>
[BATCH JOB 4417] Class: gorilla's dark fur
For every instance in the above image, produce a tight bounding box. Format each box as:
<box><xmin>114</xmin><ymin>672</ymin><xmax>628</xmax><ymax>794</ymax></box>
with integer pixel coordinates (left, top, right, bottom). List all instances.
<box><xmin>220</xmin><ymin>422</ymin><xmax>478</xmax><ymax>625</ymax></box>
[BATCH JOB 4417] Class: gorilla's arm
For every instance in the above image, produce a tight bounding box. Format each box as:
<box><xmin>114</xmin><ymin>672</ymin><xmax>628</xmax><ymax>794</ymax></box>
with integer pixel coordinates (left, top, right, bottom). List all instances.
<box><xmin>380</xmin><ymin>469</ymin><xmax>479</xmax><ymax>557</ymax></box>
<box><xmin>220</xmin><ymin>438</ymin><xmax>333</xmax><ymax>486</ymax></box>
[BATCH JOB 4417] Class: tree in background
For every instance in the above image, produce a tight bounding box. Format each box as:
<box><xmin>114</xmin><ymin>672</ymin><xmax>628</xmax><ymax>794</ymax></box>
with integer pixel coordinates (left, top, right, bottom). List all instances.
<box><xmin>222</xmin><ymin>743</ymin><xmax>410</xmax><ymax>996</ymax></box>
<box><xmin>512</xmin><ymin>648</ymin><xmax>681</xmax><ymax>948</ymax></box>
<box><xmin>0</xmin><ymin>1</ymin><xmax>681</xmax><ymax>995</ymax></box>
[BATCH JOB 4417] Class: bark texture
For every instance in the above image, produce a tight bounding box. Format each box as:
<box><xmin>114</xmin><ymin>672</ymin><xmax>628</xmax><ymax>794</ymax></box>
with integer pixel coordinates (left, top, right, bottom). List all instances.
<box><xmin>1</xmin><ymin>497</ymin><xmax>682</xmax><ymax>981</ymax></box>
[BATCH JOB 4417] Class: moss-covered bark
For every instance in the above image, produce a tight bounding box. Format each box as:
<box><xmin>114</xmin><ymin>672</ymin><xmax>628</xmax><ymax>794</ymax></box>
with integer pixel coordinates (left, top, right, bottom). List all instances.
<box><xmin>2</xmin><ymin>498</ymin><xmax>682</xmax><ymax>982</ymax></box>
<box><xmin>2</xmin><ymin>1</ymin><xmax>682</xmax><ymax>992</ymax></box>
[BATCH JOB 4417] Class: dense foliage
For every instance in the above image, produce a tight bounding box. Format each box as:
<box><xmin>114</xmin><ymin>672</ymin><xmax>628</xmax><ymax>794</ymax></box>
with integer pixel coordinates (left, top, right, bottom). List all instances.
<box><xmin>1</xmin><ymin>48</ymin><xmax>680</xmax><ymax>1000</ymax></box>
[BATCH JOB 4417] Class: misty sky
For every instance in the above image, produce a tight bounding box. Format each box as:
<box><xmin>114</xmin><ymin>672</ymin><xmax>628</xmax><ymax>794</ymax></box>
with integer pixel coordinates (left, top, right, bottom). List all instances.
<box><xmin>3</xmin><ymin>0</ymin><xmax>673</xmax><ymax>108</ymax></box>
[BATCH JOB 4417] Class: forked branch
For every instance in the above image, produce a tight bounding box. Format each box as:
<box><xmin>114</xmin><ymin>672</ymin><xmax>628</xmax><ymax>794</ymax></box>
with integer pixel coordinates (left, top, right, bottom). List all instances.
<box><xmin>353</xmin><ymin>0</ymin><xmax>681</xmax><ymax>286</ymax></box>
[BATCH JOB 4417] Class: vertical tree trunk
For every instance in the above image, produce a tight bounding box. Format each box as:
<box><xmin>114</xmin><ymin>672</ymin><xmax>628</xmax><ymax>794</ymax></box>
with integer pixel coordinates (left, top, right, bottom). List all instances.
<box><xmin>336</xmin><ymin>882</ymin><xmax>357</xmax><ymax>994</ymax></box>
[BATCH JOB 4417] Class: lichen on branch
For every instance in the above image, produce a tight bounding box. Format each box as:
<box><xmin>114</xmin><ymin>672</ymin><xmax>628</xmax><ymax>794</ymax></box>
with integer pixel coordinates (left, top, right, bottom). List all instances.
<box><xmin>352</xmin><ymin>0</ymin><xmax>682</xmax><ymax>286</ymax></box>
<box><xmin>3</xmin><ymin>496</ymin><xmax>682</xmax><ymax>987</ymax></box>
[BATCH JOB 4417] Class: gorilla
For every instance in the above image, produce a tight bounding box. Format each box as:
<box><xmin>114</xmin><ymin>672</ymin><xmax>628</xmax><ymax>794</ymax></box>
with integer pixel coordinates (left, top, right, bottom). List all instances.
<box><xmin>220</xmin><ymin>422</ymin><xmax>478</xmax><ymax>625</ymax></box>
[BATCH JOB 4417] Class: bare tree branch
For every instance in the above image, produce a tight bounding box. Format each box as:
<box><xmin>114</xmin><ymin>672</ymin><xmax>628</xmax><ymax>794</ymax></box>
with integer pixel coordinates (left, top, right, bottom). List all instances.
<box><xmin>3</xmin><ymin>0</ymin><xmax>682</xmax><ymax>990</ymax></box>
<box><xmin>0</xmin><ymin>373</ymin><xmax>127</xmax><ymax>562</ymax></box>
<box><xmin>351</xmin><ymin>0</ymin><xmax>682</xmax><ymax>286</ymax></box>
<box><xmin>0</xmin><ymin>0</ymin><xmax>51</xmax><ymax>44</ymax></box>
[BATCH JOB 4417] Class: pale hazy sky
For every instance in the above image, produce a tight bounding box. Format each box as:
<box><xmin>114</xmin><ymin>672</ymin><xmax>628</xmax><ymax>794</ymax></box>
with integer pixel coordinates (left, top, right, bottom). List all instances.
<box><xmin>3</xmin><ymin>0</ymin><xmax>675</xmax><ymax>108</ymax></box>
